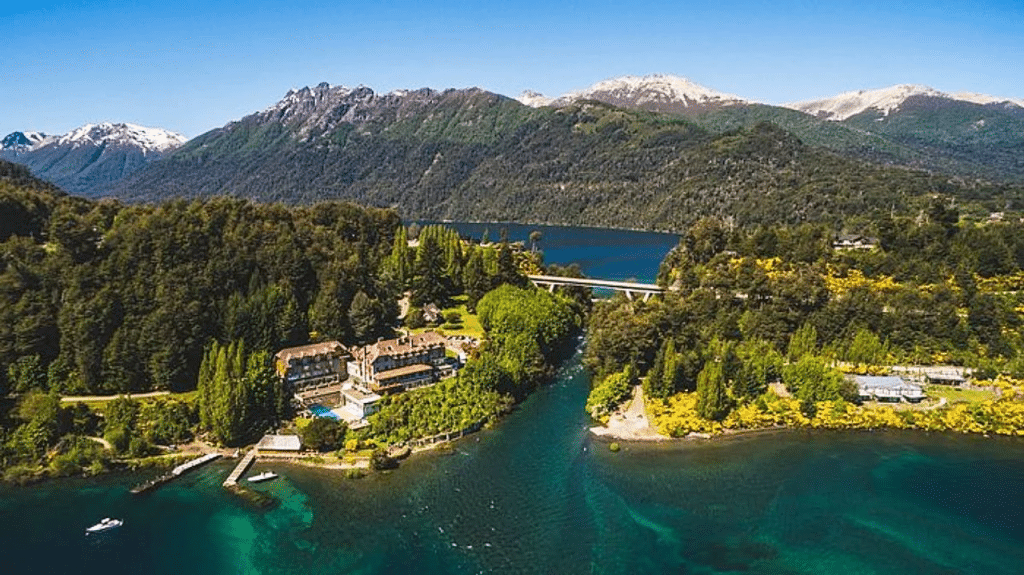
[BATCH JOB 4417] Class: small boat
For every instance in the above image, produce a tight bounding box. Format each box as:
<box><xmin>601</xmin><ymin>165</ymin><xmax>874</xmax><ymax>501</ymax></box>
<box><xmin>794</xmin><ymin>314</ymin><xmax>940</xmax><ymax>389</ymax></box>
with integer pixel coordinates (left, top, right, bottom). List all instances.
<box><xmin>248</xmin><ymin>471</ymin><xmax>278</xmax><ymax>483</ymax></box>
<box><xmin>86</xmin><ymin>517</ymin><xmax>123</xmax><ymax>534</ymax></box>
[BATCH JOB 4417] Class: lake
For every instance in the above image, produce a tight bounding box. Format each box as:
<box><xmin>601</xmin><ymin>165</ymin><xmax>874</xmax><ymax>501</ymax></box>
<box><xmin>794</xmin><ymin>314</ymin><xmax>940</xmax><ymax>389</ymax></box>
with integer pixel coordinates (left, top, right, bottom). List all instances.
<box><xmin>2</xmin><ymin>223</ymin><xmax>1023</xmax><ymax>574</ymax></box>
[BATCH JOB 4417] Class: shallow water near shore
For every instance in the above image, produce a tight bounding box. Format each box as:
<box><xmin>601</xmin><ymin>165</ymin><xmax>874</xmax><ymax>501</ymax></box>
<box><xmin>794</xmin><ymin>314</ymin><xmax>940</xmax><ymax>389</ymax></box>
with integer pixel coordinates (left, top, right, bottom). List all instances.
<box><xmin>4</xmin><ymin>224</ymin><xmax>1024</xmax><ymax>574</ymax></box>
<box><xmin>3</xmin><ymin>350</ymin><xmax>1024</xmax><ymax>574</ymax></box>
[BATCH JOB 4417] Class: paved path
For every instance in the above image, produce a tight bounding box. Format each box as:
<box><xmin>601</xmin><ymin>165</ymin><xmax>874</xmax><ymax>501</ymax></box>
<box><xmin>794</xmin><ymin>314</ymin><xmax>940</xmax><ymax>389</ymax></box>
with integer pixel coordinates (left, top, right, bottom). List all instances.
<box><xmin>60</xmin><ymin>391</ymin><xmax>171</xmax><ymax>402</ymax></box>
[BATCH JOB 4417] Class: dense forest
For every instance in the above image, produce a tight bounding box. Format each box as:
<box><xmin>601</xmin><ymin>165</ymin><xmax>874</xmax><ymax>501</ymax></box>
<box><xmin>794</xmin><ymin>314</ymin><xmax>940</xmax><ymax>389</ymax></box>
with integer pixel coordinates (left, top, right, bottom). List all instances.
<box><xmin>1</xmin><ymin>169</ymin><xmax>401</xmax><ymax>396</ymax></box>
<box><xmin>1</xmin><ymin>161</ymin><xmax>584</xmax><ymax>480</ymax></box>
<box><xmin>110</xmin><ymin>87</ymin><xmax>1024</xmax><ymax>230</ymax></box>
<box><xmin>586</xmin><ymin>204</ymin><xmax>1024</xmax><ymax>435</ymax></box>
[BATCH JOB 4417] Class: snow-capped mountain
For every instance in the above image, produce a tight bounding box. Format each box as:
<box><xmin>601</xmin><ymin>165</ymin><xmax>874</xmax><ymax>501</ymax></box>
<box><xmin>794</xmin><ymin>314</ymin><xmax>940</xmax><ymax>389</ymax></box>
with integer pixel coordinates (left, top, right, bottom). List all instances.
<box><xmin>0</xmin><ymin>122</ymin><xmax>187</xmax><ymax>196</ymax></box>
<box><xmin>519</xmin><ymin>74</ymin><xmax>749</xmax><ymax>114</ymax></box>
<box><xmin>55</xmin><ymin>122</ymin><xmax>186</xmax><ymax>154</ymax></box>
<box><xmin>785</xmin><ymin>84</ymin><xmax>1024</xmax><ymax>121</ymax></box>
<box><xmin>1</xmin><ymin>131</ymin><xmax>54</xmax><ymax>156</ymax></box>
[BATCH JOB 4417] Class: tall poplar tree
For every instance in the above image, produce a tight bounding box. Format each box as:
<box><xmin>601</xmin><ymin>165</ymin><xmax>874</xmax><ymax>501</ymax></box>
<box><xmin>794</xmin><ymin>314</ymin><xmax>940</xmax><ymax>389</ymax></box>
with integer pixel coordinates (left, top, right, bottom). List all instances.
<box><xmin>696</xmin><ymin>360</ymin><xmax>730</xmax><ymax>421</ymax></box>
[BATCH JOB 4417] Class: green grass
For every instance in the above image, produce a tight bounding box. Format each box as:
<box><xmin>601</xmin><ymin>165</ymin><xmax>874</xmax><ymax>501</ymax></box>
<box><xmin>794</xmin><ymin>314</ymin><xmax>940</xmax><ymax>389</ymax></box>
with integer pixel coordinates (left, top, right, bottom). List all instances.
<box><xmin>924</xmin><ymin>385</ymin><xmax>996</xmax><ymax>404</ymax></box>
<box><xmin>412</xmin><ymin>295</ymin><xmax>485</xmax><ymax>340</ymax></box>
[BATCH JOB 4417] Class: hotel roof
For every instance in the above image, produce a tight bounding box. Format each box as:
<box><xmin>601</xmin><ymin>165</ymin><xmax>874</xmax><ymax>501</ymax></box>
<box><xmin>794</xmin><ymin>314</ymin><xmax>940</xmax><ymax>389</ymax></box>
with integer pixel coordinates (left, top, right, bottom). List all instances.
<box><xmin>275</xmin><ymin>341</ymin><xmax>346</xmax><ymax>364</ymax></box>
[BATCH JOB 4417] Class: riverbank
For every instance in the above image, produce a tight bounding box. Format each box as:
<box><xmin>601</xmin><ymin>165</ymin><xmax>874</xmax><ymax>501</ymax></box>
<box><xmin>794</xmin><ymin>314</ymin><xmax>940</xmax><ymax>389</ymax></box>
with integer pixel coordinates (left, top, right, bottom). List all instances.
<box><xmin>589</xmin><ymin>385</ymin><xmax>669</xmax><ymax>441</ymax></box>
<box><xmin>644</xmin><ymin>385</ymin><xmax>1024</xmax><ymax>441</ymax></box>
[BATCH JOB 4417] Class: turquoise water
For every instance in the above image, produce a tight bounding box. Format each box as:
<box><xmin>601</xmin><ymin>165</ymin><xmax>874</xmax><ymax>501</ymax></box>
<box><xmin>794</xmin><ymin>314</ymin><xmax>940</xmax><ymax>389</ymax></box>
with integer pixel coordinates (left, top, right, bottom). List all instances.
<box><xmin>3</xmin><ymin>224</ymin><xmax>1023</xmax><ymax>574</ymax></box>
<box><xmin>308</xmin><ymin>404</ymin><xmax>339</xmax><ymax>419</ymax></box>
<box><xmin>3</xmin><ymin>350</ymin><xmax>1024</xmax><ymax>574</ymax></box>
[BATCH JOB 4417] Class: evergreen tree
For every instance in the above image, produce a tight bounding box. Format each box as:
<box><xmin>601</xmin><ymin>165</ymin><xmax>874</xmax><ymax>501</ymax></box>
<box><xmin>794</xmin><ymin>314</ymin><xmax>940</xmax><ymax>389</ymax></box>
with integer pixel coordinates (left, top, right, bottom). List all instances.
<box><xmin>348</xmin><ymin>291</ymin><xmax>381</xmax><ymax>344</ymax></box>
<box><xmin>411</xmin><ymin>228</ymin><xmax>449</xmax><ymax>307</ymax></box>
<box><xmin>696</xmin><ymin>360</ymin><xmax>730</xmax><ymax>421</ymax></box>
<box><xmin>494</xmin><ymin>241</ymin><xmax>521</xmax><ymax>288</ymax></box>
<box><xmin>463</xmin><ymin>247</ymin><xmax>489</xmax><ymax>312</ymax></box>
<box><xmin>384</xmin><ymin>226</ymin><xmax>412</xmax><ymax>289</ymax></box>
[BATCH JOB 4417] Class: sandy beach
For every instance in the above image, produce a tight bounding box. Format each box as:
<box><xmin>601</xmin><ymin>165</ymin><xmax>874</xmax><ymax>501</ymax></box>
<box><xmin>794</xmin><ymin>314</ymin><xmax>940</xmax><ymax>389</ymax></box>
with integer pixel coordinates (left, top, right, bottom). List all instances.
<box><xmin>589</xmin><ymin>385</ymin><xmax>670</xmax><ymax>441</ymax></box>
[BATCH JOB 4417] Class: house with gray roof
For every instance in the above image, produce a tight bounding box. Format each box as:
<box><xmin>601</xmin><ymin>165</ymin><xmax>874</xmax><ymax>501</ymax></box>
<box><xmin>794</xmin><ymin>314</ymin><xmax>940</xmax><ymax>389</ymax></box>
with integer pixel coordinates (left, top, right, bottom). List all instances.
<box><xmin>854</xmin><ymin>375</ymin><xmax>925</xmax><ymax>403</ymax></box>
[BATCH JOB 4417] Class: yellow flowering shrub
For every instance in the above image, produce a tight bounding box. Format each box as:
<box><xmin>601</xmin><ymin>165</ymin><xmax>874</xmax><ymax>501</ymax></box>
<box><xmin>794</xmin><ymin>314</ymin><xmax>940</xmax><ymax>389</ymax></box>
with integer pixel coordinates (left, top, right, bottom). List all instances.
<box><xmin>823</xmin><ymin>266</ymin><xmax>901</xmax><ymax>296</ymax></box>
<box><xmin>650</xmin><ymin>385</ymin><xmax>1024</xmax><ymax>439</ymax></box>
<box><xmin>648</xmin><ymin>394</ymin><xmax>723</xmax><ymax>436</ymax></box>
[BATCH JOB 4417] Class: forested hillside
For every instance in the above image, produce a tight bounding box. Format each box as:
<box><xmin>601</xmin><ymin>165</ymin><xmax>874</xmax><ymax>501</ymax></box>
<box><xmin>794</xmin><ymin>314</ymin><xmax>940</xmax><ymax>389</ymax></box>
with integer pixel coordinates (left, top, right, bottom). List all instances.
<box><xmin>1</xmin><ymin>161</ymin><xmax>401</xmax><ymax>395</ymax></box>
<box><xmin>110</xmin><ymin>87</ymin><xmax>1024</xmax><ymax>229</ymax></box>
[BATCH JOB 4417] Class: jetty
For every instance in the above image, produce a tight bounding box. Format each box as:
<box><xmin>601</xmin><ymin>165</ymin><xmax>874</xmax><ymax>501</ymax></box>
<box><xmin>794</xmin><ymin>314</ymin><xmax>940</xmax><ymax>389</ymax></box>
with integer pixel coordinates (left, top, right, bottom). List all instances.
<box><xmin>223</xmin><ymin>449</ymin><xmax>257</xmax><ymax>487</ymax></box>
<box><xmin>130</xmin><ymin>453</ymin><xmax>222</xmax><ymax>494</ymax></box>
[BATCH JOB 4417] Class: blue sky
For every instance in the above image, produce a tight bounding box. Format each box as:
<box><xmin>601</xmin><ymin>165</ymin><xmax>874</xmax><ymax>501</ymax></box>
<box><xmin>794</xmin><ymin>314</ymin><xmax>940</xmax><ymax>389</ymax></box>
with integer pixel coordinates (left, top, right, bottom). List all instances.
<box><xmin>3</xmin><ymin>0</ymin><xmax>1021</xmax><ymax>138</ymax></box>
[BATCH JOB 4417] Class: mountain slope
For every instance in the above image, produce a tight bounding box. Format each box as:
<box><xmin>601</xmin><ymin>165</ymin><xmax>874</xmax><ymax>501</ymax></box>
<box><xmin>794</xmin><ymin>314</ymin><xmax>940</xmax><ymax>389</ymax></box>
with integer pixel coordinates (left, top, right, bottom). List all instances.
<box><xmin>784</xmin><ymin>85</ymin><xmax>1024</xmax><ymax>181</ymax></box>
<box><xmin>528</xmin><ymin>78</ymin><xmax>1024</xmax><ymax>183</ymax></box>
<box><xmin>785</xmin><ymin>84</ymin><xmax>1024</xmax><ymax>121</ymax></box>
<box><xmin>0</xmin><ymin>123</ymin><xmax>186</xmax><ymax>196</ymax></box>
<box><xmin>112</xmin><ymin>86</ymin><xmax>1018</xmax><ymax>230</ymax></box>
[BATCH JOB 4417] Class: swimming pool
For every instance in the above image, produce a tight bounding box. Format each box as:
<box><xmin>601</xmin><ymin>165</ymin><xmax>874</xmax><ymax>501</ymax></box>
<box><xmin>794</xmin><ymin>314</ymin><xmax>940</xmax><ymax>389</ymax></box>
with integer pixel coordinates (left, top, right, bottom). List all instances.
<box><xmin>308</xmin><ymin>404</ymin><xmax>339</xmax><ymax>419</ymax></box>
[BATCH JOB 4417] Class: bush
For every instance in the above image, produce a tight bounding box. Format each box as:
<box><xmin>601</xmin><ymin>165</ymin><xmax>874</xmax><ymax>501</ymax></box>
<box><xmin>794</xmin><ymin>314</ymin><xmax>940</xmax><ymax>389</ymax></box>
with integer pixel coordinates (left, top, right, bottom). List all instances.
<box><xmin>300</xmin><ymin>418</ymin><xmax>347</xmax><ymax>452</ymax></box>
<box><xmin>3</xmin><ymin>464</ymin><xmax>41</xmax><ymax>485</ymax></box>
<box><xmin>609</xmin><ymin>442</ymin><xmax>621</xmax><ymax>452</ymax></box>
<box><xmin>369</xmin><ymin>448</ymin><xmax>398</xmax><ymax>471</ymax></box>
<box><xmin>128</xmin><ymin>436</ymin><xmax>154</xmax><ymax>458</ymax></box>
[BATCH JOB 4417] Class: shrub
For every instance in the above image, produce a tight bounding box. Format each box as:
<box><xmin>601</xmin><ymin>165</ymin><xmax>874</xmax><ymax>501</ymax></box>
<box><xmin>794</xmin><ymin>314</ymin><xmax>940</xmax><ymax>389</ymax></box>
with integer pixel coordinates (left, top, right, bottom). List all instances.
<box><xmin>369</xmin><ymin>448</ymin><xmax>398</xmax><ymax>471</ymax></box>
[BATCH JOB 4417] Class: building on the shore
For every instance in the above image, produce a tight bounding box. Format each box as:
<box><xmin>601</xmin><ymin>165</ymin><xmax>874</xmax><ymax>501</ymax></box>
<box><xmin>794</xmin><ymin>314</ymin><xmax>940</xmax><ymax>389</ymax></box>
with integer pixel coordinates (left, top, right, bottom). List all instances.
<box><xmin>275</xmin><ymin>341</ymin><xmax>348</xmax><ymax>391</ymax></box>
<box><xmin>854</xmin><ymin>375</ymin><xmax>925</xmax><ymax>403</ymax></box>
<box><xmin>335</xmin><ymin>384</ymin><xmax>382</xmax><ymax>430</ymax></box>
<box><xmin>348</xmin><ymin>331</ymin><xmax>456</xmax><ymax>393</ymax></box>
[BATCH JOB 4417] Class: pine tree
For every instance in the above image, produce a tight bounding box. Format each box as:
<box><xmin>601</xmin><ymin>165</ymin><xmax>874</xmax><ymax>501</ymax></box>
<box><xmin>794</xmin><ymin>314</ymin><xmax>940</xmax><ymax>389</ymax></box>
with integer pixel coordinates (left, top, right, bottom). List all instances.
<box><xmin>348</xmin><ymin>290</ymin><xmax>380</xmax><ymax>344</ymax></box>
<box><xmin>411</xmin><ymin>228</ymin><xmax>449</xmax><ymax>307</ymax></box>
<box><xmin>463</xmin><ymin>247</ymin><xmax>488</xmax><ymax>312</ymax></box>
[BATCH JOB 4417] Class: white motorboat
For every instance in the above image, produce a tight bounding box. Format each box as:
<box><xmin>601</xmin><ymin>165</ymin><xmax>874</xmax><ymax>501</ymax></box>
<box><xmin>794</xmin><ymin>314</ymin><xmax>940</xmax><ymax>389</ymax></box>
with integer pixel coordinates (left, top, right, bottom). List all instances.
<box><xmin>86</xmin><ymin>517</ymin><xmax>123</xmax><ymax>534</ymax></box>
<box><xmin>248</xmin><ymin>471</ymin><xmax>278</xmax><ymax>483</ymax></box>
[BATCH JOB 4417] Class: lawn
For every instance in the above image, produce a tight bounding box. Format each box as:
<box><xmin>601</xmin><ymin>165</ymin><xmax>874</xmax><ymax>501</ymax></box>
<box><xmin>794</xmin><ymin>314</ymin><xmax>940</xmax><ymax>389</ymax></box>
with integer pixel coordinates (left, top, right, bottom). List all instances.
<box><xmin>412</xmin><ymin>295</ymin><xmax>485</xmax><ymax>340</ymax></box>
<box><xmin>924</xmin><ymin>384</ymin><xmax>996</xmax><ymax>404</ymax></box>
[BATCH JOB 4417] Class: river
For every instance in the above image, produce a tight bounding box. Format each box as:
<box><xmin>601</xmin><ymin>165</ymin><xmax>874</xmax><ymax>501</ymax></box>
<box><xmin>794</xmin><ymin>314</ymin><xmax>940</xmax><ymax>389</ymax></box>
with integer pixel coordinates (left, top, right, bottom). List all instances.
<box><xmin>2</xmin><ymin>224</ymin><xmax>1023</xmax><ymax>574</ymax></box>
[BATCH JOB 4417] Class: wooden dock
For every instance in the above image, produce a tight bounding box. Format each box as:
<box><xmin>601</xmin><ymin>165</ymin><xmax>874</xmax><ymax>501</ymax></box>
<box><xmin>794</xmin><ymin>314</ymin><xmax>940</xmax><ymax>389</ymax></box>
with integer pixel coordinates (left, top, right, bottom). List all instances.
<box><xmin>130</xmin><ymin>453</ymin><xmax>222</xmax><ymax>495</ymax></box>
<box><xmin>223</xmin><ymin>449</ymin><xmax>256</xmax><ymax>487</ymax></box>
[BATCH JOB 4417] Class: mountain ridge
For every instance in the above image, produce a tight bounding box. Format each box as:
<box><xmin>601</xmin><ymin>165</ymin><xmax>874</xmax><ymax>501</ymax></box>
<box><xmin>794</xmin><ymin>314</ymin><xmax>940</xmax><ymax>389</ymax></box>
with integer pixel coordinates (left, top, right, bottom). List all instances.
<box><xmin>0</xmin><ymin>122</ymin><xmax>186</xmax><ymax>196</ymax></box>
<box><xmin>108</xmin><ymin>87</ymin><xmax>1021</xmax><ymax>231</ymax></box>
<box><xmin>785</xmin><ymin>84</ymin><xmax>1024</xmax><ymax>121</ymax></box>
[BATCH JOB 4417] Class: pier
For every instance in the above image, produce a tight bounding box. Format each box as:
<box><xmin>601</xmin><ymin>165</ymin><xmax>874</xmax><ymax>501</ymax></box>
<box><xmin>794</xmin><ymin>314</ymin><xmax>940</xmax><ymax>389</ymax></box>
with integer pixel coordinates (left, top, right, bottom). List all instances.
<box><xmin>223</xmin><ymin>449</ymin><xmax>257</xmax><ymax>487</ymax></box>
<box><xmin>130</xmin><ymin>452</ymin><xmax>222</xmax><ymax>494</ymax></box>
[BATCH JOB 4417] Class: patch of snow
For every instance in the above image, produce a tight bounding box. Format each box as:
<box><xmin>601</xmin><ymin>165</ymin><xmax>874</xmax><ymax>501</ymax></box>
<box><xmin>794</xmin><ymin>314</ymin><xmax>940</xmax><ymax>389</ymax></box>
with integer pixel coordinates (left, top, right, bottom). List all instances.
<box><xmin>951</xmin><ymin>91</ymin><xmax>1024</xmax><ymax>108</ymax></box>
<box><xmin>56</xmin><ymin>122</ymin><xmax>186</xmax><ymax>152</ymax></box>
<box><xmin>555</xmin><ymin>74</ymin><xmax>749</xmax><ymax>106</ymax></box>
<box><xmin>516</xmin><ymin>90</ymin><xmax>554</xmax><ymax>107</ymax></box>
<box><xmin>786</xmin><ymin>84</ymin><xmax>1024</xmax><ymax>121</ymax></box>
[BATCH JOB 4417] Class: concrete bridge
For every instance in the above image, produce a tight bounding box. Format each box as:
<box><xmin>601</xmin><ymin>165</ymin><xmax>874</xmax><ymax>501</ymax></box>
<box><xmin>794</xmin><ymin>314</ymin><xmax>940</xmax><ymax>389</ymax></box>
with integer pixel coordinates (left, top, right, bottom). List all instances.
<box><xmin>527</xmin><ymin>274</ymin><xmax>669</xmax><ymax>301</ymax></box>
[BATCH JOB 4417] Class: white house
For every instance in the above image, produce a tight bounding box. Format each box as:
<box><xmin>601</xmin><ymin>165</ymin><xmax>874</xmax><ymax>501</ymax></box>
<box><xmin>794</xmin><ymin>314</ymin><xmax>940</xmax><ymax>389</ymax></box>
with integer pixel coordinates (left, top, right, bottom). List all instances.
<box><xmin>855</xmin><ymin>375</ymin><xmax>925</xmax><ymax>403</ymax></box>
